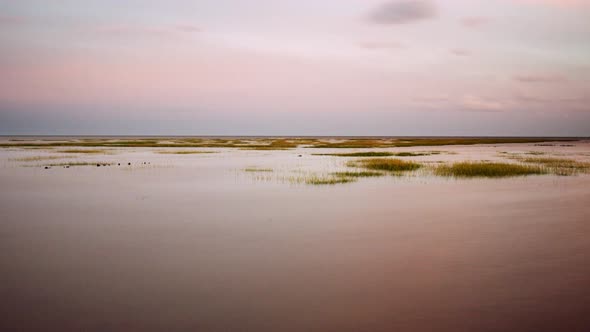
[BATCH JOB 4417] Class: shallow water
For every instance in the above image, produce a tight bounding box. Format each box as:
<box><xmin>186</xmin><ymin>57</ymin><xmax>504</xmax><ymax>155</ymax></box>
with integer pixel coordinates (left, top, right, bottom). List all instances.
<box><xmin>1</xmin><ymin>139</ymin><xmax>590</xmax><ymax>331</ymax></box>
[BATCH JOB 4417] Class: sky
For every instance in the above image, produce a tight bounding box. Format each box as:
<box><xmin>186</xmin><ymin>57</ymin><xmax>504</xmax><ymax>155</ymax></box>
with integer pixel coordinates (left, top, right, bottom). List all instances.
<box><xmin>1</xmin><ymin>0</ymin><xmax>589</xmax><ymax>136</ymax></box>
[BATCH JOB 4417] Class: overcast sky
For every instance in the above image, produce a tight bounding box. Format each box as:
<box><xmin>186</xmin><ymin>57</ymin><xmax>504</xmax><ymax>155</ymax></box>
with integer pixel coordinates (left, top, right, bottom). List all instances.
<box><xmin>1</xmin><ymin>0</ymin><xmax>589</xmax><ymax>136</ymax></box>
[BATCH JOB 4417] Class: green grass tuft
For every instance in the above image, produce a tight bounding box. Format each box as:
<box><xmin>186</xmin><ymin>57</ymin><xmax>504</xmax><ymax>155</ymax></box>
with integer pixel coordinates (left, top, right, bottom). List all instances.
<box><xmin>244</xmin><ymin>168</ymin><xmax>274</xmax><ymax>172</ymax></box>
<box><xmin>517</xmin><ymin>157</ymin><xmax>590</xmax><ymax>176</ymax></box>
<box><xmin>305</xmin><ymin>175</ymin><xmax>356</xmax><ymax>185</ymax></box>
<box><xmin>435</xmin><ymin>162</ymin><xmax>545</xmax><ymax>178</ymax></box>
<box><xmin>332</xmin><ymin>171</ymin><xmax>385</xmax><ymax>178</ymax></box>
<box><xmin>156</xmin><ymin>150</ymin><xmax>216</xmax><ymax>154</ymax></box>
<box><xmin>58</xmin><ymin>149</ymin><xmax>107</xmax><ymax>154</ymax></box>
<box><xmin>393</xmin><ymin>152</ymin><xmax>431</xmax><ymax>157</ymax></box>
<box><xmin>349</xmin><ymin>158</ymin><xmax>422</xmax><ymax>172</ymax></box>
<box><xmin>314</xmin><ymin>152</ymin><xmax>395</xmax><ymax>157</ymax></box>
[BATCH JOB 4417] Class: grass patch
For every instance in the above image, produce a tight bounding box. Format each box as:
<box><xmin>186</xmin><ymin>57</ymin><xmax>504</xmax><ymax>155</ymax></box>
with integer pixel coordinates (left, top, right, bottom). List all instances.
<box><xmin>305</xmin><ymin>175</ymin><xmax>356</xmax><ymax>185</ymax></box>
<box><xmin>332</xmin><ymin>171</ymin><xmax>384</xmax><ymax>178</ymax></box>
<box><xmin>0</xmin><ymin>137</ymin><xmax>575</xmax><ymax>149</ymax></box>
<box><xmin>349</xmin><ymin>158</ymin><xmax>422</xmax><ymax>172</ymax></box>
<box><xmin>435</xmin><ymin>162</ymin><xmax>545</xmax><ymax>178</ymax></box>
<box><xmin>314</xmin><ymin>151</ymin><xmax>436</xmax><ymax>157</ymax></box>
<box><xmin>306</xmin><ymin>138</ymin><xmax>573</xmax><ymax>149</ymax></box>
<box><xmin>517</xmin><ymin>157</ymin><xmax>590</xmax><ymax>176</ymax></box>
<box><xmin>244</xmin><ymin>168</ymin><xmax>274</xmax><ymax>172</ymax></box>
<box><xmin>239</xmin><ymin>147</ymin><xmax>291</xmax><ymax>150</ymax></box>
<box><xmin>58</xmin><ymin>149</ymin><xmax>107</xmax><ymax>154</ymax></box>
<box><xmin>393</xmin><ymin>152</ymin><xmax>431</xmax><ymax>157</ymax></box>
<box><xmin>314</xmin><ymin>152</ymin><xmax>395</xmax><ymax>157</ymax></box>
<box><xmin>156</xmin><ymin>150</ymin><xmax>216</xmax><ymax>154</ymax></box>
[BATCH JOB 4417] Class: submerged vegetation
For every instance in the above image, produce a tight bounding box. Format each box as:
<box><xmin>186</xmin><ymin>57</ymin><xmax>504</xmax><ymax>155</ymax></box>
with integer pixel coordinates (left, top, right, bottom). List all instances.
<box><xmin>435</xmin><ymin>162</ymin><xmax>545</xmax><ymax>178</ymax></box>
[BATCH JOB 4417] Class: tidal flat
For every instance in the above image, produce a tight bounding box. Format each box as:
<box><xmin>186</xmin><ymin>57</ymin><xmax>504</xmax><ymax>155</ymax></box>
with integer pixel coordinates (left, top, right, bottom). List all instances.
<box><xmin>1</xmin><ymin>137</ymin><xmax>590</xmax><ymax>331</ymax></box>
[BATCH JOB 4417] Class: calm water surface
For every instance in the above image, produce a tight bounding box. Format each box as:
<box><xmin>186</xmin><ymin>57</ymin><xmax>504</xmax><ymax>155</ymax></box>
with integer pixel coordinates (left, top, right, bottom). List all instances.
<box><xmin>1</xmin><ymin>141</ymin><xmax>589</xmax><ymax>331</ymax></box>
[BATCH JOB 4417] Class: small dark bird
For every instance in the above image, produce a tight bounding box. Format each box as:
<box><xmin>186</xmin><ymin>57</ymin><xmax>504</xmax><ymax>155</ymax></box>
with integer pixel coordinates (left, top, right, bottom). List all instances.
<box><xmin>44</xmin><ymin>166</ymin><xmax>50</xmax><ymax>169</ymax></box>
<box><xmin>97</xmin><ymin>164</ymin><xmax>100</xmax><ymax>167</ymax></box>
<box><xmin>118</xmin><ymin>163</ymin><xmax>120</xmax><ymax>166</ymax></box>
<box><xmin>128</xmin><ymin>163</ymin><xmax>131</xmax><ymax>166</ymax></box>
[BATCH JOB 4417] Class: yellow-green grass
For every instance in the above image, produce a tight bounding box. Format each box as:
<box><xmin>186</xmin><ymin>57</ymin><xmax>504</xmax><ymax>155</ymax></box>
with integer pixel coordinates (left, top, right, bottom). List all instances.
<box><xmin>306</xmin><ymin>138</ymin><xmax>572</xmax><ymax>149</ymax></box>
<box><xmin>305</xmin><ymin>175</ymin><xmax>356</xmax><ymax>185</ymax></box>
<box><xmin>156</xmin><ymin>150</ymin><xmax>216</xmax><ymax>154</ymax></box>
<box><xmin>313</xmin><ymin>151</ymin><xmax>436</xmax><ymax>157</ymax></box>
<box><xmin>244</xmin><ymin>168</ymin><xmax>274</xmax><ymax>172</ymax></box>
<box><xmin>58</xmin><ymin>149</ymin><xmax>108</xmax><ymax>154</ymax></box>
<box><xmin>348</xmin><ymin>158</ymin><xmax>422</xmax><ymax>172</ymax></box>
<box><xmin>517</xmin><ymin>157</ymin><xmax>590</xmax><ymax>175</ymax></box>
<box><xmin>332</xmin><ymin>171</ymin><xmax>385</xmax><ymax>178</ymax></box>
<box><xmin>0</xmin><ymin>137</ymin><xmax>575</xmax><ymax>149</ymax></box>
<box><xmin>435</xmin><ymin>162</ymin><xmax>545</xmax><ymax>178</ymax></box>
<box><xmin>314</xmin><ymin>152</ymin><xmax>395</xmax><ymax>157</ymax></box>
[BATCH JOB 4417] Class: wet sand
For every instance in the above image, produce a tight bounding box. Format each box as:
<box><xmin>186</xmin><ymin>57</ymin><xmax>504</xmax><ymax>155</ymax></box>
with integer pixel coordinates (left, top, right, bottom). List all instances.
<box><xmin>1</xmin><ymin>140</ymin><xmax>590</xmax><ymax>331</ymax></box>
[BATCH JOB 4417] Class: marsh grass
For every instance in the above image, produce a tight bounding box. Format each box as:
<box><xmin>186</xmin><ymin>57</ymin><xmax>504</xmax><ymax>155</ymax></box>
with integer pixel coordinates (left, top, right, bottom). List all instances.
<box><xmin>304</xmin><ymin>175</ymin><xmax>356</xmax><ymax>185</ymax></box>
<box><xmin>59</xmin><ymin>149</ymin><xmax>108</xmax><ymax>154</ymax></box>
<box><xmin>239</xmin><ymin>147</ymin><xmax>292</xmax><ymax>150</ymax></box>
<box><xmin>244</xmin><ymin>168</ymin><xmax>274</xmax><ymax>172</ymax></box>
<box><xmin>0</xmin><ymin>137</ymin><xmax>574</xmax><ymax>149</ymax></box>
<box><xmin>314</xmin><ymin>151</ymin><xmax>439</xmax><ymax>158</ymax></box>
<box><xmin>517</xmin><ymin>157</ymin><xmax>590</xmax><ymax>175</ymax></box>
<box><xmin>435</xmin><ymin>162</ymin><xmax>545</xmax><ymax>178</ymax></box>
<box><xmin>332</xmin><ymin>171</ymin><xmax>385</xmax><ymax>178</ymax></box>
<box><xmin>306</xmin><ymin>138</ymin><xmax>570</xmax><ymax>149</ymax></box>
<box><xmin>348</xmin><ymin>158</ymin><xmax>422</xmax><ymax>172</ymax></box>
<box><xmin>156</xmin><ymin>150</ymin><xmax>216</xmax><ymax>154</ymax></box>
<box><xmin>394</xmin><ymin>152</ymin><xmax>433</xmax><ymax>157</ymax></box>
<box><xmin>314</xmin><ymin>152</ymin><xmax>395</xmax><ymax>157</ymax></box>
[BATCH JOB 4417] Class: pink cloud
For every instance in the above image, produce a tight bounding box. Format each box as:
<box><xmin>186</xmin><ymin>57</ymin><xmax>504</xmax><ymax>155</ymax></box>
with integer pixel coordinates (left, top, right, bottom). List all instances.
<box><xmin>459</xmin><ymin>17</ymin><xmax>490</xmax><ymax>29</ymax></box>
<box><xmin>175</xmin><ymin>24</ymin><xmax>201</xmax><ymax>33</ymax></box>
<box><xmin>514</xmin><ymin>74</ymin><xmax>567</xmax><ymax>83</ymax></box>
<box><xmin>0</xmin><ymin>15</ymin><xmax>26</xmax><ymax>25</ymax></box>
<box><xmin>95</xmin><ymin>23</ymin><xmax>200</xmax><ymax>38</ymax></box>
<box><xmin>359</xmin><ymin>41</ymin><xmax>403</xmax><ymax>50</ymax></box>
<box><xmin>450</xmin><ymin>48</ymin><xmax>471</xmax><ymax>57</ymax></box>
<box><xmin>515</xmin><ymin>0</ymin><xmax>590</xmax><ymax>6</ymax></box>
<box><xmin>461</xmin><ymin>95</ymin><xmax>505</xmax><ymax>112</ymax></box>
